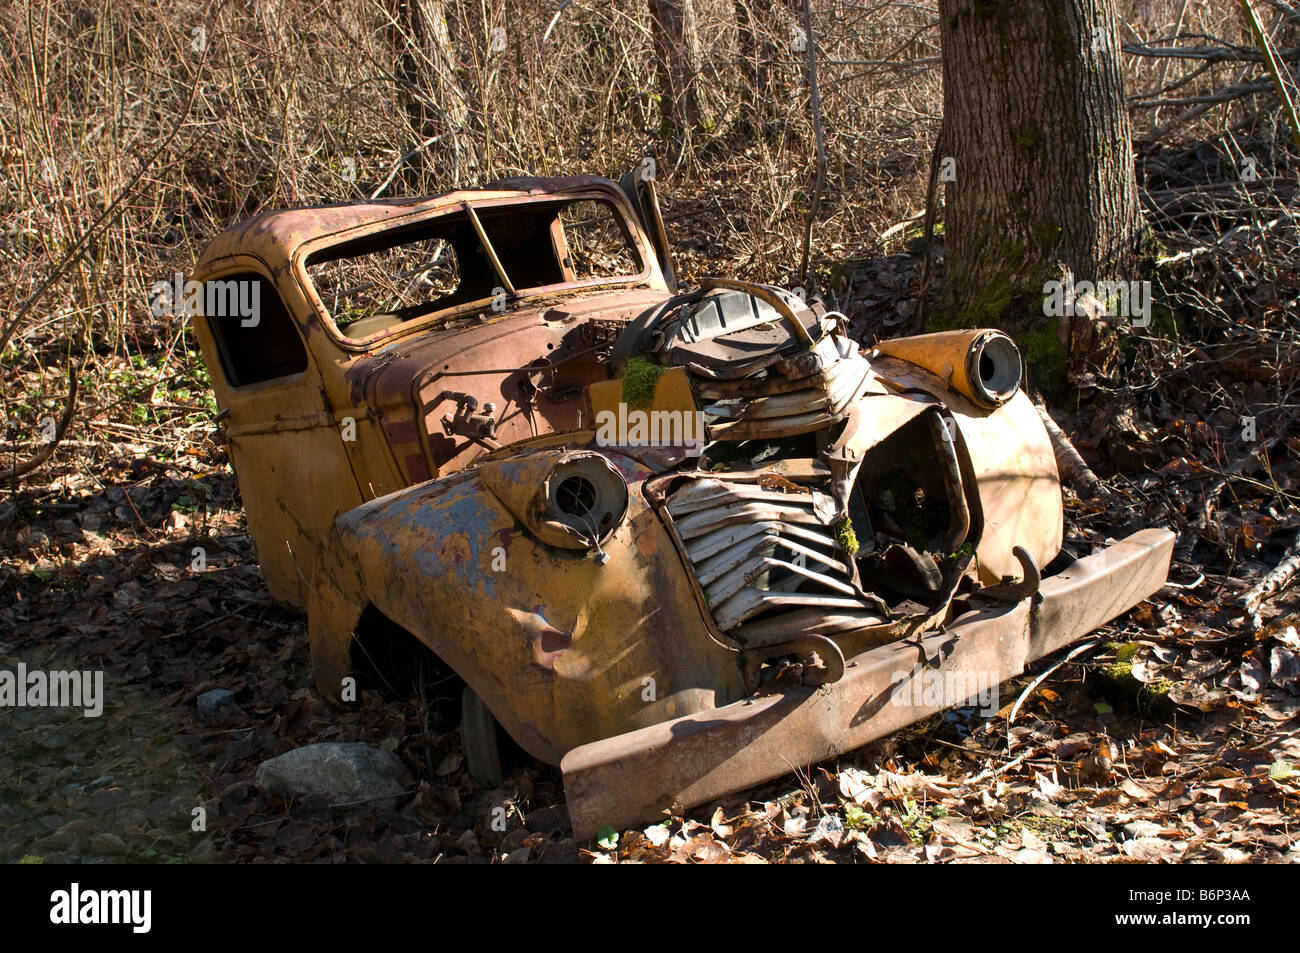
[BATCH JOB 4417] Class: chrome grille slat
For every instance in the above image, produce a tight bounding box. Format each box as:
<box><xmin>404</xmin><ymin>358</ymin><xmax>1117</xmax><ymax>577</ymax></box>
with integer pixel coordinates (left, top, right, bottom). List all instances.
<box><xmin>673</xmin><ymin>501</ymin><xmax>826</xmax><ymax>540</ymax></box>
<box><xmin>694</xmin><ymin>532</ymin><xmax>845</xmax><ymax>586</ymax></box>
<box><xmin>663</xmin><ymin>475</ymin><xmax>889</xmax><ymax>635</ymax></box>
<box><xmin>683</xmin><ymin>519</ymin><xmax>830</xmax><ymax>564</ymax></box>
<box><xmin>712</xmin><ymin>590</ymin><xmax>874</xmax><ymax>632</ymax></box>
<box><xmin>705</xmin><ymin>555</ymin><xmax>859</xmax><ymax>606</ymax></box>
<box><xmin>665</xmin><ymin>479</ymin><xmax>821</xmax><ymax>517</ymax></box>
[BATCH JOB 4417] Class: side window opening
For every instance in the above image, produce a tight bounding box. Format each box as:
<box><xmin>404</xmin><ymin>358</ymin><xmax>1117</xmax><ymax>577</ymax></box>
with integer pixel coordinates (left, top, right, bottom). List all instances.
<box><xmin>204</xmin><ymin>271</ymin><xmax>308</xmax><ymax>387</ymax></box>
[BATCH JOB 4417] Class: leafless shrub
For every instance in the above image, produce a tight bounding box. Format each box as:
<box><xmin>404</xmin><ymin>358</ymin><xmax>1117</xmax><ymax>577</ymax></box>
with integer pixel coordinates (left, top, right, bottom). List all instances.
<box><xmin>0</xmin><ymin>0</ymin><xmax>1294</xmax><ymax>485</ymax></box>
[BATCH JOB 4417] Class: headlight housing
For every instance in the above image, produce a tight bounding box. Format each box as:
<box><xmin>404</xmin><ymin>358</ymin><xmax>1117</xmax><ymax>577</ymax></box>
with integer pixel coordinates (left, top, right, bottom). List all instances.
<box><xmin>874</xmin><ymin>328</ymin><xmax>1022</xmax><ymax>409</ymax></box>
<box><xmin>543</xmin><ymin>453</ymin><xmax>629</xmax><ymax>548</ymax></box>
<box><xmin>479</xmin><ymin>449</ymin><xmax>629</xmax><ymax>552</ymax></box>
<box><xmin>966</xmin><ymin>330</ymin><xmax>1022</xmax><ymax>407</ymax></box>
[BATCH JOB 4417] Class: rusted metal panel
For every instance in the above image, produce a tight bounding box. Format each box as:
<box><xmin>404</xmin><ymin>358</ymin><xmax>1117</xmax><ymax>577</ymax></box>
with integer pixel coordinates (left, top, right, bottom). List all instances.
<box><xmin>870</xmin><ymin>355</ymin><xmax>1063</xmax><ymax>584</ymax></box>
<box><xmin>308</xmin><ymin>452</ymin><xmax>749</xmax><ymax>763</ymax></box>
<box><xmin>561</xmin><ymin>528</ymin><xmax>1175</xmax><ymax>840</ymax></box>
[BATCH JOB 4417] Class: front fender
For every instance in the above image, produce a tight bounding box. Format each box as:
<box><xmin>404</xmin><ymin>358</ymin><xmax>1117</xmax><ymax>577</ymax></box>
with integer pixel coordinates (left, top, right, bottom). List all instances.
<box><xmin>869</xmin><ymin>354</ymin><xmax>1063</xmax><ymax>583</ymax></box>
<box><xmin>308</xmin><ymin>451</ymin><xmax>746</xmax><ymax>764</ymax></box>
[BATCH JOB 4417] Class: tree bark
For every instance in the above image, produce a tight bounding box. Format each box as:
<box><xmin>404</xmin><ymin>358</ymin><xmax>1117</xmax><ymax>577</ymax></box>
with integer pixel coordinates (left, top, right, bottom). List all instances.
<box><xmin>733</xmin><ymin>0</ymin><xmax>800</xmax><ymax>142</ymax></box>
<box><xmin>649</xmin><ymin>0</ymin><xmax>702</xmax><ymax>141</ymax></box>
<box><xmin>936</xmin><ymin>0</ymin><xmax>1146</xmax><ymax>393</ymax></box>
<box><xmin>391</xmin><ymin>0</ymin><xmax>474</xmax><ymax>186</ymax></box>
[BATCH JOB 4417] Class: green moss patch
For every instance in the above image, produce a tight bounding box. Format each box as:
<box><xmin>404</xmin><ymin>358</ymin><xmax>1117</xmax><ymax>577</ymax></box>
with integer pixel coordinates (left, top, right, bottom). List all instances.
<box><xmin>621</xmin><ymin>356</ymin><xmax>667</xmax><ymax>410</ymax></box>
<box><xmin>834</xmin><ymin>514</ymin><xmax>859</xmax><ymax>556</ymax></box>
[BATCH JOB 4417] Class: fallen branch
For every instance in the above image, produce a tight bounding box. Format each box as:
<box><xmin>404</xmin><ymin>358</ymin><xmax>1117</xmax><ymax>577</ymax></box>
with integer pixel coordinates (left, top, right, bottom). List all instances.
<box><xmin>1036</xmin><ymin>405</ymin><xmax>1104</xmax><ymax>499</ymax></box>
<box><xmin>1244</xmin><ymin>528</ymin><xmax>1300</xmax><ymax>617</ymax></box>
<box><xmin>1006</xmin><ymin>640</ymin><xmax>1101</xmax><ymax>751</ymax></box>
<box><xmin>1131</xmin><ymin>80</ymin><xmax>1272</xmax><ymax>109</ymax></box>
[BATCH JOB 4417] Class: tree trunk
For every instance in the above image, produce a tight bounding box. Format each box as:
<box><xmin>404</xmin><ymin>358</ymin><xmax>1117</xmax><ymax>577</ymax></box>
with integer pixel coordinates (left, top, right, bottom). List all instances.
<box><xmin>649</xmin><ymin>0</ymin><xmax>701</xmax><ymax>142</ymax></box>
<box><xmin>391</xmin><ymin>0</ymin><xmax>474</xmax><ymax>188</ymax></box>
<box><xmin>733</xmin><ymin>0</ymin><xmax>799</xmax><ymax>142</ymax></box>
<box><xmin>936</xmin><ymin>0</ymin><xmax>1146</xmax><ymax>394</ymax></box>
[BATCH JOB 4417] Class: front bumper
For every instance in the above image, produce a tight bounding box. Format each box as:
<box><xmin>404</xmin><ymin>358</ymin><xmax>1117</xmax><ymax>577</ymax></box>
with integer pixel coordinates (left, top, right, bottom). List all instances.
<box><xmin>562</xmin><ymin>528</ymin><xmax>1176</xmax><ymax>839</ymax></box>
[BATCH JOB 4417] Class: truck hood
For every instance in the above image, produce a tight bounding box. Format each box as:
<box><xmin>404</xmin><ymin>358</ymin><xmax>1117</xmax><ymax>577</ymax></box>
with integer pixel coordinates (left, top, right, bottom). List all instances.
<box><xmin>343</xmin><ymin>288</ymin><xmax>672</xmax><ymax>482</ymax></box>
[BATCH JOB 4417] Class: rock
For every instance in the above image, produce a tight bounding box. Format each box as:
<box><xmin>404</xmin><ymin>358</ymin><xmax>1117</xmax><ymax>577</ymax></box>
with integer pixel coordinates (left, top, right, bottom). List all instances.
<box><xmin>455</xmin><ymin>828</ymin><xmax>482</xmax><ymax>855</ymax></box>
<box><xmin>196</xmin><ymin>688</ymin><xmax>239</xmax><ymax>721</ymax></box>
<box><xmin>538</xmin><ymin>838</ymin><xmax>579</xmax><ymax>864</ymax></box>
<box><xmin>87</xmin><ymin>832</ymin><xmax>127</xmax><ymax>856</ymax></box>
<box><xmin>524</xmin><ymin>803</ymin><xmax>569</xmax><ymax>834</ymax></box>
<box><xmin>255</xmin><ymin>742</ymin><xmax>406</xmax><ymax>804</ymax></box>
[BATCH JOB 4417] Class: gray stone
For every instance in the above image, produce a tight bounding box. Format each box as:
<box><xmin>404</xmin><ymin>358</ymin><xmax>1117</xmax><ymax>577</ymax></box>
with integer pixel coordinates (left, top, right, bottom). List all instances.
<box><xmin>255</xmin><ymin>742</ymin><xmax>406</xmax><ymax>804</ymax></box>
<box><xmin>196</xmin><ymin>688</ymin><xmax>239</xmax><ymax>721</ymax></box>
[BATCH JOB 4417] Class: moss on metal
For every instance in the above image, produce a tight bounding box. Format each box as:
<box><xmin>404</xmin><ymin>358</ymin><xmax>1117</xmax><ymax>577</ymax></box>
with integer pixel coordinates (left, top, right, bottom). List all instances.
<box><xmin>833</xmin><ymin>514</ymin><xmax>859</xmax><ymax>556</ymax></box>
<box><xmin>621</xmin><ymin>356</ymin><xmax>667</xmax><ymax>410</ymax></box>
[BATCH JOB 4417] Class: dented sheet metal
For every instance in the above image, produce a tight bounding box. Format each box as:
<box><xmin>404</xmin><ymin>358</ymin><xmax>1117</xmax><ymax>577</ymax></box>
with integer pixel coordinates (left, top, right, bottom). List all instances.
<box><xmin>561</xmin><ymin>529</ymin><xmax>1176</xmax><ymax>839</ymax></box>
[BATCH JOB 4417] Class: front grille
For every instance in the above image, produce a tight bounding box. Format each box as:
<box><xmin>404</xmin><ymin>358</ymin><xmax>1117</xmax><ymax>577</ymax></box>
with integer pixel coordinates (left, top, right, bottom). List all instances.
<box><xmin>663</xmin><ymin>477</ymin><xmax>888</xmax><ymax>636</ymax></box>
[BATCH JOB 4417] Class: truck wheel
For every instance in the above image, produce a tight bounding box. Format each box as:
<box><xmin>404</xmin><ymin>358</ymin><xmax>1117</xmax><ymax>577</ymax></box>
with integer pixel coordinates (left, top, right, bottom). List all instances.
<box><xmin>460</xmin><ymin>685</ymin><xmax>504</xmax><ymax>787</ymax></box>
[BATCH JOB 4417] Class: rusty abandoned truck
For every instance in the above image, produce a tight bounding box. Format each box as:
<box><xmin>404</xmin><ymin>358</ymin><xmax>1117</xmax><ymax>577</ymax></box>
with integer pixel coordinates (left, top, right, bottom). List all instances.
<box><xmin>190</xmin><ymin>172</ymin><xmax>1174</xmax><ymax>837</ymax></box>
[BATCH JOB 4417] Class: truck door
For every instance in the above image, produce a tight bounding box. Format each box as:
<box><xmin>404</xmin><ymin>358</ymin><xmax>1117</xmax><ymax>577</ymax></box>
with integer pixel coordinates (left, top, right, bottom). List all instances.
<box><xmin>193</xmin><ymin>260</ymin><xmax>362</xmax><ymax>608</ymax></box>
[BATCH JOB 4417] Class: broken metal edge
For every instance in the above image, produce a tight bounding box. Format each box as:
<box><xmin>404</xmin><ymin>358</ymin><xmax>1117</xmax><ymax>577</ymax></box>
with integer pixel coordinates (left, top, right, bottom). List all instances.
<box><xmin>560</xmin><ymin>528</ymin><xmax>1175</xmax><ymax>841</ymax></box>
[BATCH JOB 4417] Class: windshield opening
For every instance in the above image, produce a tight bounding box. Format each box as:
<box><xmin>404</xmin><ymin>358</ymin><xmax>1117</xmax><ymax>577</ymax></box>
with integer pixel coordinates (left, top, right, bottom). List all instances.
<box><xmin>305</xmin><ymin>195</ymin><xmax>645</xmax><ymax>340</ymax></box>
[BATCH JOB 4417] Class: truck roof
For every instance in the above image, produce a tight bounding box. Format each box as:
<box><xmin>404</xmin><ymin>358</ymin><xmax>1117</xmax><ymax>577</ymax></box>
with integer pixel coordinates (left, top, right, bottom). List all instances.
<box><xmin>193</xmin><ymin>174</ymin><xmax>625</xmax><ymax>277</ymax></box>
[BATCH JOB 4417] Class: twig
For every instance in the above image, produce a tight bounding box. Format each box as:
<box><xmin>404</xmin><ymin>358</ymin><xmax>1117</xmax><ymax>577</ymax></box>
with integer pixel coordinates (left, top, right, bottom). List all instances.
<box><xmin>1243</xmin><ymin>528</ymin><xmax>1300</xmax><ymax>617</ymax></box>
<box><xmin>369</xmin><ymin>132</ymin><xmax>457</xmax><ymax>199</ymax></box>
<box><xmin>0</xmin><ymin>8</ymin><xmax>216</xmax><ymax>484</ymax></box>
<box><xmin>968</xmin><ymin>753</ymin><xmax>1028</xmax><ymax>785</ymax></box>
<box><xmin>1150</xmin><ymin>0</ymin><xmax>1191</xmax><ymax>129</ymax></box>
<box><xmin>540</xmin><ymin>0</ymin><xmax>576</xmax><ymax>54</ymax></box>
<box><xmin>915</xmin><ymin>118</ymin><xmax>945</xmax><ymax>326</ymax></box>
<box><xmin>2</xmin><ymin>360</ymin><xmax>78</xmax><ymax>484</ymax></box>
<box><xmin>1006</xmin><ymin>640</ymin><xmax>1102</xmax><ymax>751</ymax></box>
<box><xmin>1239</xmin><ymin>0</ymin><xmax>1300</xmax><ymax>154</ymax></box>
